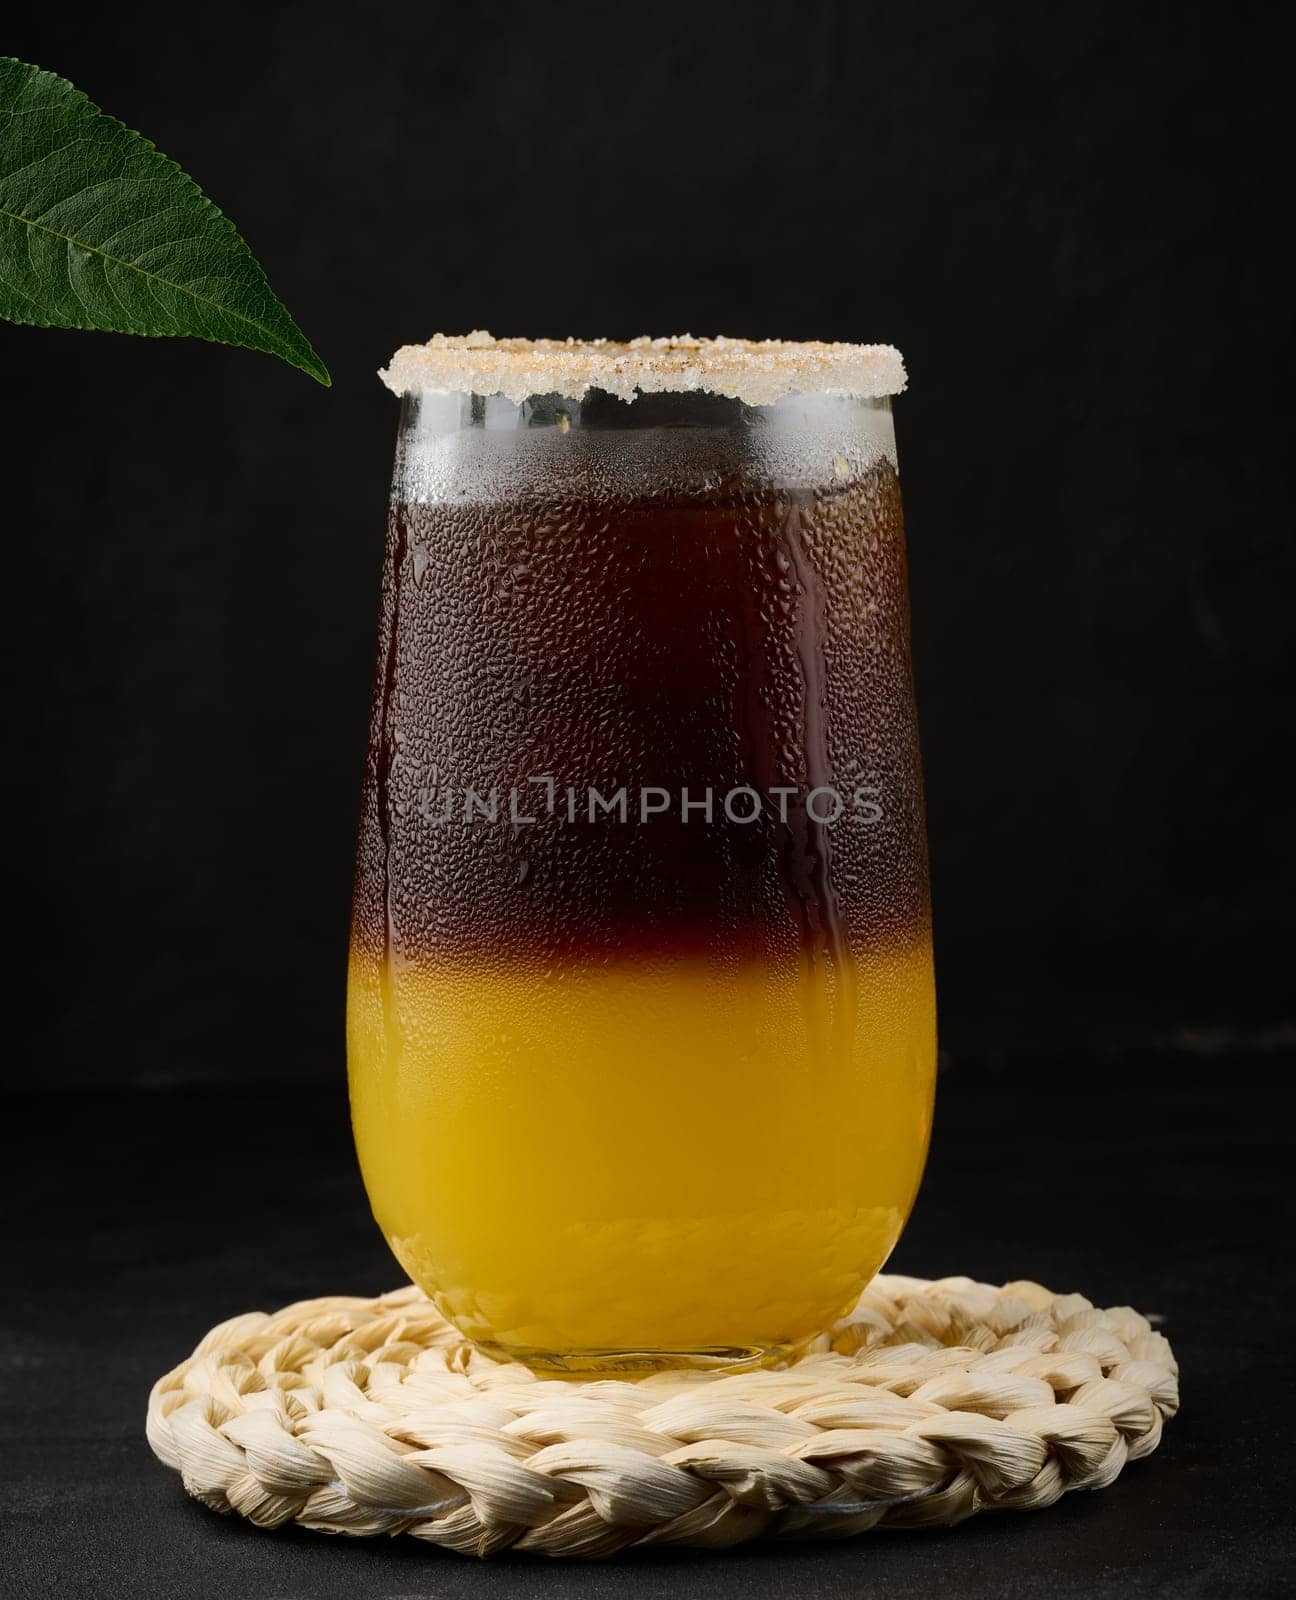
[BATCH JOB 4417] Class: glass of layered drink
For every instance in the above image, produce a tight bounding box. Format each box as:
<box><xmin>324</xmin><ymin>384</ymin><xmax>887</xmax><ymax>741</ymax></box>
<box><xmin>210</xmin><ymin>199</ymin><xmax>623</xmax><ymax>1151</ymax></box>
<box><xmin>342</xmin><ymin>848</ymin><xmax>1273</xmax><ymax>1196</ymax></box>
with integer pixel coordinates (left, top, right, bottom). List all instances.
<box><xmin>348</xmin><ymin>334</ymin><xmax>935</xmax><ymax>1370</ymax></box>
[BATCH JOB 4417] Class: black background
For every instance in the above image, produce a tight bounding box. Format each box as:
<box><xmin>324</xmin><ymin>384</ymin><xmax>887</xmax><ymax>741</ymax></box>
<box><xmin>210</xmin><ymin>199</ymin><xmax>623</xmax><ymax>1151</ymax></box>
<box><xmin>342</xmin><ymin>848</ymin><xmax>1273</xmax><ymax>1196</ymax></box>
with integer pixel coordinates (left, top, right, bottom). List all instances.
<box><xmin>2</xmin><ymin>5</ymin><xmax>1293</xmax><ymax>1596</ymax></box>
<box><xmin>4</xmin><ymin>1</ymin><xmax>1290</xmax><ymax>1090</ymax></box>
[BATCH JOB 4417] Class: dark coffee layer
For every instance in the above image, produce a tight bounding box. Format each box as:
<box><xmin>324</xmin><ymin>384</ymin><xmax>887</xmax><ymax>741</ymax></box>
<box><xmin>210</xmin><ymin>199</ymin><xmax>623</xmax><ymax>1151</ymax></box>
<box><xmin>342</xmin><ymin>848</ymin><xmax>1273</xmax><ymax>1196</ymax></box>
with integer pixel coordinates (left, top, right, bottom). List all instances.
<box><xmin>351</xmin><ymin>461</ymin><xmax>930</xmax><ymax>967</ymax></box>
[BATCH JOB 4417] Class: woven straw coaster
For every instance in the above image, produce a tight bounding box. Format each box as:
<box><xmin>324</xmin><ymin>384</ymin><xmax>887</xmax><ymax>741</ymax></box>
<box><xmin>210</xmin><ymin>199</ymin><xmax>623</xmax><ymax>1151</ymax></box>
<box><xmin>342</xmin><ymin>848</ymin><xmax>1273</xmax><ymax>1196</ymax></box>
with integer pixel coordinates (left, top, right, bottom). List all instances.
<box><xmin>146</xmin><ymin>1274</ymin><xmax>1179</xmax><ymax>1559</ymax></box>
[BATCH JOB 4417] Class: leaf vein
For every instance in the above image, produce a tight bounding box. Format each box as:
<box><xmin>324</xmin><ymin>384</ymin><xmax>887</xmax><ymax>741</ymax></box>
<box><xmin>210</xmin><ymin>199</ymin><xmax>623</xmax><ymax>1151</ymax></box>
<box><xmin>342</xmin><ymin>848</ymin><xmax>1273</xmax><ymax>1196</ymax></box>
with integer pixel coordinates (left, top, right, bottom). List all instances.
<box><xmin>0</xmin><ymin>57</ymin><xmax>328</xmax><ymax>382</ymax></box>
<box><xmin>0</xmin><ymin>201</ymin><xmax>299</xmax><ymax>352</ymax></box>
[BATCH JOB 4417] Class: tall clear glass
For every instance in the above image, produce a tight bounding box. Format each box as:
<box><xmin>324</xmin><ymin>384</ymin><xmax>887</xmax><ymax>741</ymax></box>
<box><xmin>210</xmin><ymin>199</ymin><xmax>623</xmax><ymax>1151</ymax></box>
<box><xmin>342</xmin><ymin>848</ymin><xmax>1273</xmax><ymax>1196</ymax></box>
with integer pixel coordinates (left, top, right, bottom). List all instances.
<box><xmin>348</xmin><ymin>338</ymin><xmax>935</xmax><ymax>1371</ymax></box>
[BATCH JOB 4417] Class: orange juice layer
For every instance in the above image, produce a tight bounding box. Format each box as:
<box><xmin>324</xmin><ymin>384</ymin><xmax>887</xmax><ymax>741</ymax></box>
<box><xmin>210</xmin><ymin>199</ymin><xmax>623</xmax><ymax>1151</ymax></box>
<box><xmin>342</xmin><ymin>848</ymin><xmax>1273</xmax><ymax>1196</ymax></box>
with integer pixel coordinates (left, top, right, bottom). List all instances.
<box><xmin>347</xmin><ymin>940</ymin><xmax>935</xmax><ymax>1362</ymax></box>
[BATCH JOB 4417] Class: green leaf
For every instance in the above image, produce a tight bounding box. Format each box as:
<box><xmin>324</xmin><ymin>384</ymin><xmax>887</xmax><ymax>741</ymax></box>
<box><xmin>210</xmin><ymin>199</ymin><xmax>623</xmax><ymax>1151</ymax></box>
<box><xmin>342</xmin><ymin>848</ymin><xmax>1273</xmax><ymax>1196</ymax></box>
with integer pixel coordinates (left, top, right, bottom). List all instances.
<box><xmin>0</xmin><ymin>57</ymin><xmax>329</xmax><ymax>385</ymax></box>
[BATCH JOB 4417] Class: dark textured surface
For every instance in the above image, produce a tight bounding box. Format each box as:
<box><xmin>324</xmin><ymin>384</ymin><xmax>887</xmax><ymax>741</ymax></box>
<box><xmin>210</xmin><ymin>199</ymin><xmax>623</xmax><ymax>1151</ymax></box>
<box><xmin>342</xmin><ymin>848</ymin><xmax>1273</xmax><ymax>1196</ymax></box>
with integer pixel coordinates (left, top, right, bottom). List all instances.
<box><xmin>2</xmin><ymin>1054</ymin><xmax>1291</xmax><ymax>1598</ymax></box>
<box><xmin>2</xmin><ymin>1</ymin><xmax>1290</xmax><ymax>1089</ymax></box>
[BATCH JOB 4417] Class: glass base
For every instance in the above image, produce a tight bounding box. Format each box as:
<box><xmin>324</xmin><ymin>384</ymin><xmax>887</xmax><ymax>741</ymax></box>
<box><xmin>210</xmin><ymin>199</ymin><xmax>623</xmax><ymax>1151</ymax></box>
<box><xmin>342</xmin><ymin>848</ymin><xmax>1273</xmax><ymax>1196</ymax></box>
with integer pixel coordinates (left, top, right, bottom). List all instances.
<box><xmin>475</xmin><ymin>1338</ymin><xmax>810</xmax><ymax>1375</ymax></box>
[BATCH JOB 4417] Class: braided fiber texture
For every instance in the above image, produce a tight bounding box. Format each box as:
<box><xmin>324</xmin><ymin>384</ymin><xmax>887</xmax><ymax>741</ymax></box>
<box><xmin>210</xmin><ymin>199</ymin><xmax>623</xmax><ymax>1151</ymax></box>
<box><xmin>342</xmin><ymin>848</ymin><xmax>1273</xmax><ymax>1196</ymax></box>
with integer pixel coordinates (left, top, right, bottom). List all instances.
<box><xmin>147</xmin><ymin>1275</ymin><xmax>1178</xmax><ymax>1559</ymax></box>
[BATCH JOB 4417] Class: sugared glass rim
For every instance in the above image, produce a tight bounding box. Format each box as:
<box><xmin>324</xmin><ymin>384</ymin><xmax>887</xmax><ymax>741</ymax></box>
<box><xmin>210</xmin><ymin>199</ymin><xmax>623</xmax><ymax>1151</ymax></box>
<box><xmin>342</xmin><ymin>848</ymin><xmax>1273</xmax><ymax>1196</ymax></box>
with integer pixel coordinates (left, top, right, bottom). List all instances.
<box><xmin>379</xmin><ymin>332</ymin><xmax>906</xmax><ymax>406</ymax></box>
